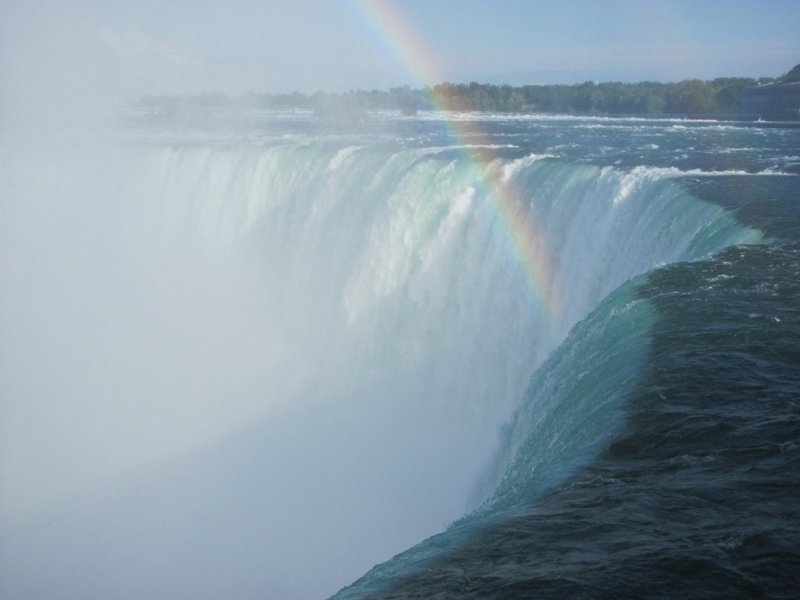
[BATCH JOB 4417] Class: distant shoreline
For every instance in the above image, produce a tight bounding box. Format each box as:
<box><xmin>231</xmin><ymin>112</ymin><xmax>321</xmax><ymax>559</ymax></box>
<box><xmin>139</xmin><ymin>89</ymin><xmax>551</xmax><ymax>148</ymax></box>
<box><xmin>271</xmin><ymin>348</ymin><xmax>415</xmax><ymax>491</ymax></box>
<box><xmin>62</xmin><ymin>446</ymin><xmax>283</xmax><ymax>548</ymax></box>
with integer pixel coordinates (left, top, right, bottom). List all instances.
<box><xmin>130</xmin><ymin>71</ymin><xmax>800</xmax><ymax>121</ymax></box>
<box><xmin>122</xmin><ymin>105</ymin><xmax>800</xmax><ymax>126</ymax></box>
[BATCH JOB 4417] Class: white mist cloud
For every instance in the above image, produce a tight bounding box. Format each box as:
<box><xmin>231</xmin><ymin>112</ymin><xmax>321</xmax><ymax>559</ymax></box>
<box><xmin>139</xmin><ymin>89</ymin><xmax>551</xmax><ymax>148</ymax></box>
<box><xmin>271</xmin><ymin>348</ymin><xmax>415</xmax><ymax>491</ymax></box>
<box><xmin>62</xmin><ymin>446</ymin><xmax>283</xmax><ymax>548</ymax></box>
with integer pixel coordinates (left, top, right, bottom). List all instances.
<box><xmin>99</xmin><ymin>28</ymin><xmax>203</xmax><ymax>69</ymax></box>
<box><xmin>0</xmin><ymin>139</ymin><xmax>494</xmax><ymax>599</ymax></box>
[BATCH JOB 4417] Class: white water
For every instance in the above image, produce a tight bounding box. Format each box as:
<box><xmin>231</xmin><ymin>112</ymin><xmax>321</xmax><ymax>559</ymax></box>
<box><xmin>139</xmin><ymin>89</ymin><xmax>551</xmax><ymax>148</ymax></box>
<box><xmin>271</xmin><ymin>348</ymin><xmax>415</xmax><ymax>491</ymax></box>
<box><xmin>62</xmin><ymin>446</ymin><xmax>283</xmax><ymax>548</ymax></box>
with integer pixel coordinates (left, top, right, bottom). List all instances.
<box><xmin>0</xmin><ymin>135</ymin><xmax>761</xmax><ymax>598</ymax></box>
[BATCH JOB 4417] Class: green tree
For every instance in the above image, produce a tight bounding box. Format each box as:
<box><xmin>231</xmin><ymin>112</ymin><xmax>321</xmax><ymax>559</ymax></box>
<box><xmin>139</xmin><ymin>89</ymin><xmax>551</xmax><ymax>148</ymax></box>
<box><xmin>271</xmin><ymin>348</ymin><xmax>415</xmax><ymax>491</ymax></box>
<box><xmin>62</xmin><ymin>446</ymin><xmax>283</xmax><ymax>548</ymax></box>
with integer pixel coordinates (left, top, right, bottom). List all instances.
<box><xmin>781</xmin><ymin>64</ymin><xmax>800</xmax><ymax>83</ymax></box>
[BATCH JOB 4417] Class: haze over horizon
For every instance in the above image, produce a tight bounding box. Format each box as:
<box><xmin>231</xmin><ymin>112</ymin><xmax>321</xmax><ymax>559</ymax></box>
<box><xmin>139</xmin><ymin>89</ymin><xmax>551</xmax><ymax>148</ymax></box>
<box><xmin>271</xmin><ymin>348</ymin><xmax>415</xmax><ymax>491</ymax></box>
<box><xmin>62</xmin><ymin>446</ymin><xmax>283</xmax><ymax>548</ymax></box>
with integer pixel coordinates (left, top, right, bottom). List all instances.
<box><xmin>1</xmin><ymin>0</ymin><xmax>799</xmax><ymax>111</ymax></box>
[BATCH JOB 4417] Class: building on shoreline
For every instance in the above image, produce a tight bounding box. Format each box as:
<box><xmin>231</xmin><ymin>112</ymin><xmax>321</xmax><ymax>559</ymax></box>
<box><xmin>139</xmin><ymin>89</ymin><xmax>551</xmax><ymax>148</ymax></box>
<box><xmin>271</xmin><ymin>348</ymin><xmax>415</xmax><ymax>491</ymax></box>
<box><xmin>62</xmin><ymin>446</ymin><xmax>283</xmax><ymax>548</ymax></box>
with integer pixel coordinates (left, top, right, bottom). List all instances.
<box><xmin>741</xmin><ymin>81</ymin><xmax>800</xmax><ymax>119</ymax></box>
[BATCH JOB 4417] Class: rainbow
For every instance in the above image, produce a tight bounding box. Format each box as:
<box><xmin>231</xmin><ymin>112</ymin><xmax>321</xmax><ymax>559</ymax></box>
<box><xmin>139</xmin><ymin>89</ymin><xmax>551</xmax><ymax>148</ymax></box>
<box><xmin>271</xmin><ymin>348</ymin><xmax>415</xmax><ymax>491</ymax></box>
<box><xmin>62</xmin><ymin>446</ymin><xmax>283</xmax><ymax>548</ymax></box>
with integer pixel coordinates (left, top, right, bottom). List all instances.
<box><xmin>353</xmin><ymin>0</ymin><xmax>560</xmax><ymax>317</ymax></box>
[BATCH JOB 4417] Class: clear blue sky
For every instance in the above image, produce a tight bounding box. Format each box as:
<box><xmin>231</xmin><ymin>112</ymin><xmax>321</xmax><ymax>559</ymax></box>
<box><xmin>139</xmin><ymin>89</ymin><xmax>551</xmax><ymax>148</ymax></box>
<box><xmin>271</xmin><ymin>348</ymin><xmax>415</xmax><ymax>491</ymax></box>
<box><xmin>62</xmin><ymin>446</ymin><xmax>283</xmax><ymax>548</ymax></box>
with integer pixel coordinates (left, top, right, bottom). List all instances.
<box><xmin>2</xmin><ymin>0</ymin><xmax>799</xmax><ymax>102</ymax></box>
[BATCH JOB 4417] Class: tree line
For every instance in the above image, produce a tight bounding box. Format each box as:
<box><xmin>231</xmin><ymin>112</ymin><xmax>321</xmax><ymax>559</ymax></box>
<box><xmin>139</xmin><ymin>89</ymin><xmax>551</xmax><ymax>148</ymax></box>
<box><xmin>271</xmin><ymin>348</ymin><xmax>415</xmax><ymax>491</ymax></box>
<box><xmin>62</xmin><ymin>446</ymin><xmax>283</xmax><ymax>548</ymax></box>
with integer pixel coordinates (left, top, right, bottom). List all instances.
<box><xmin>134</xmin><ymin>64</ymin><xmax>799</xmax><ymax>118</ymax></box>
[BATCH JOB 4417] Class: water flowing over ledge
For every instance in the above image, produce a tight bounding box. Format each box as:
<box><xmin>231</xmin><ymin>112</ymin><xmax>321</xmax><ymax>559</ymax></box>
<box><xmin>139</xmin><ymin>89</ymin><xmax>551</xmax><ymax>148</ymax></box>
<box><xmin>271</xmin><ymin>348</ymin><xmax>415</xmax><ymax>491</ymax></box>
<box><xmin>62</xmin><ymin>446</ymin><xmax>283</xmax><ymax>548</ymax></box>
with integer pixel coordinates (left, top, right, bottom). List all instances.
<box><xmin>0</xmin><ymin>129</ymin><xmax>764</xmax><ymax>599</ymax></box>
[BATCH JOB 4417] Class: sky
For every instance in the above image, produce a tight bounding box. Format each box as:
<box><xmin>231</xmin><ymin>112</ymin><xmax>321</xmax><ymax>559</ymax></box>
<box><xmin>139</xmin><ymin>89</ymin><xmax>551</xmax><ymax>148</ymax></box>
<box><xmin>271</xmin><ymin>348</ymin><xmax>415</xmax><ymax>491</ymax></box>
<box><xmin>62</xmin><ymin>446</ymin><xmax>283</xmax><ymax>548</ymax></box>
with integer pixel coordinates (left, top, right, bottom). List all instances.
<box><xmin>1</xmin><ymin>0</ymin><xmax>799</xmax><ymax>105</ymax></box>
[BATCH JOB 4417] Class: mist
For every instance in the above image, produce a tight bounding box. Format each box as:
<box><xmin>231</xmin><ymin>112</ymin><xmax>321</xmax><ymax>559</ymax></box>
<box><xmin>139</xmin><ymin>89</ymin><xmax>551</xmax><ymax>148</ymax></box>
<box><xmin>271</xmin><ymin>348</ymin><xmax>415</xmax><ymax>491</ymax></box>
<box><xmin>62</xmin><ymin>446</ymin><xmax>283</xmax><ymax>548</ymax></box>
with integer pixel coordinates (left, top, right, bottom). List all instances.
<box><xmin>0</xmin><ymin>8</ymin><xmax>526</xmax><ymax>588</ymax></box>
<box><xmin>1</xmin><ymin>4</ymin><xmax>411</xmax><ymax>598</ymax></box>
